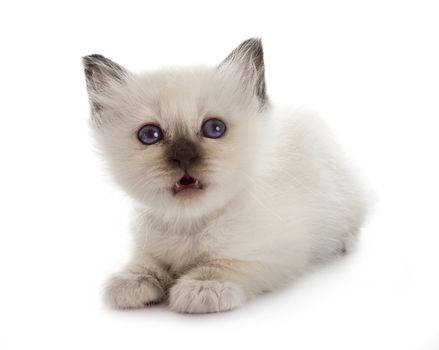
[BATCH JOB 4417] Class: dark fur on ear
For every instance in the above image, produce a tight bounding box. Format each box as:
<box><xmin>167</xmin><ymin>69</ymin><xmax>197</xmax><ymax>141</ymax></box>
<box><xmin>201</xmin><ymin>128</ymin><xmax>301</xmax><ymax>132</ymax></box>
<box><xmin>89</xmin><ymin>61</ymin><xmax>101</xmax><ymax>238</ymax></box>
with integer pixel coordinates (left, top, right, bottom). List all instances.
<box><xmin>82</xmin><ymin>54</ymin><xmax>129</xmax><ymax>121</ymax></box>
<box><xmin>220</xmin><ymin>38</ymin><xmax>267</xmax><ymax>106</ymax></box>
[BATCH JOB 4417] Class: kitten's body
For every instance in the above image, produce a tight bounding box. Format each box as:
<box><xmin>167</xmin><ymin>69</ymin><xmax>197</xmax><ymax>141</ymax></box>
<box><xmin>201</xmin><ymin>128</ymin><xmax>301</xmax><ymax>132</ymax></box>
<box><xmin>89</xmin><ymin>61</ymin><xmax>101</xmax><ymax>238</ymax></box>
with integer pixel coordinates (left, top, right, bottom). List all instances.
<box><xmin>84</xmin><ymin>39</ymin><xmax>368</xmax><ymax>313</ymax></box>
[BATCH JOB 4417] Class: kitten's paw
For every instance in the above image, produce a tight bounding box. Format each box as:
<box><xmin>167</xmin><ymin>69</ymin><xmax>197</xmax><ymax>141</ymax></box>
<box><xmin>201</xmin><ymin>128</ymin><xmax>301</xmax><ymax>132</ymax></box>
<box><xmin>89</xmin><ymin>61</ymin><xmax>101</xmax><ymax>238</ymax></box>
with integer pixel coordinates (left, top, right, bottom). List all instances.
<box><xmin>169</xmin><ymin>278</ymin><xmax>246</xmax><ymax>314</ymax></box>
<box><xmin>105</xmin><ymin>273</ymin><xmax>164</xmax><ymax>309</ymax></box>
<box><xmin>341</xmin><ymin>230</ymin><xmax>359</xmax><ymax>254</ymax></box>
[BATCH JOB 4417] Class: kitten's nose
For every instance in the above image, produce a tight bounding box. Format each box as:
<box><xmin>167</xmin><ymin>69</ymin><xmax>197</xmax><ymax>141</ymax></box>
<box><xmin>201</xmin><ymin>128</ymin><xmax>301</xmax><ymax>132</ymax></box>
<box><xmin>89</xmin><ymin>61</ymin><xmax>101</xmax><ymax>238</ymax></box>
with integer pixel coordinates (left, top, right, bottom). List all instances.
<box><xmin>169</xmin><ymin>138</ymin><xmax>199</xmax><ymax>170</ymax></box>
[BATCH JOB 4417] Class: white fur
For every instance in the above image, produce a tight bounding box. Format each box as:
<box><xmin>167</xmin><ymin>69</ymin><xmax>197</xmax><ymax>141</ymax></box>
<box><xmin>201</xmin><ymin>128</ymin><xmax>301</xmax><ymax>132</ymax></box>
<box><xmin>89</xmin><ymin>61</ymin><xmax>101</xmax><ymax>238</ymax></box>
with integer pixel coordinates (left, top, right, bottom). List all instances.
<box><xmin>86</xmin><ymin>41</ymin><xmax>368</xmax><ymax>313</ymax></box>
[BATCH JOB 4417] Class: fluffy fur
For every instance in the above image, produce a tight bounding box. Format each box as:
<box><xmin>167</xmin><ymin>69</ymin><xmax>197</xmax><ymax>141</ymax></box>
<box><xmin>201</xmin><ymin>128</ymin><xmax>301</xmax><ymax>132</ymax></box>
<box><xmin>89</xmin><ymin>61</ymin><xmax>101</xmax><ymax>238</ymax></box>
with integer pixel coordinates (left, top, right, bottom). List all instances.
<box><xmin>83</xmin><ymin>38</ymin><xmax>368</xmax><ymax>313</ymax></box>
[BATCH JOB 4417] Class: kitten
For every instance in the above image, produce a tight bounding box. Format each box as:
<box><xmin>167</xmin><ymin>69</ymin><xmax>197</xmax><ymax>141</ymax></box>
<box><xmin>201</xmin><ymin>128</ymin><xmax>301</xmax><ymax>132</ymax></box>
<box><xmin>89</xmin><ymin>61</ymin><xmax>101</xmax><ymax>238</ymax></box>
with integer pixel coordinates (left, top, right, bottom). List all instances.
<box><xmin>83</xmin><ymin>38</ymin><xmax>368</xmax><ymax>313</ymax></box>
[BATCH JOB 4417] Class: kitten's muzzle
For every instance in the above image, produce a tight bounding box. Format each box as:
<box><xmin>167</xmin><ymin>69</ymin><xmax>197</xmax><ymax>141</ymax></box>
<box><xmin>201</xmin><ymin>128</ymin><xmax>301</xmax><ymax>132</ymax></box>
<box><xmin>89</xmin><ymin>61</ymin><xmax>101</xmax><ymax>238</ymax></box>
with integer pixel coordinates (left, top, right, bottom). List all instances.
<box><xmin>168</xmin><ymin>138</ymin><xmax>204</xmax><ymax>194</ymax></box>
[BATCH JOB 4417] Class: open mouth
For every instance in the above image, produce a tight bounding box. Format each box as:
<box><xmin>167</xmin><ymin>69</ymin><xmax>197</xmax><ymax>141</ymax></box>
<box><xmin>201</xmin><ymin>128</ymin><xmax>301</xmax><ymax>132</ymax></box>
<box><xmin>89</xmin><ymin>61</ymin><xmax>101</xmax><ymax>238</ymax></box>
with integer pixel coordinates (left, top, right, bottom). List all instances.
<box><xmin>173</xmin><ymin>173</ymin><xmax>203</xmax><ymax>194</ymax></box>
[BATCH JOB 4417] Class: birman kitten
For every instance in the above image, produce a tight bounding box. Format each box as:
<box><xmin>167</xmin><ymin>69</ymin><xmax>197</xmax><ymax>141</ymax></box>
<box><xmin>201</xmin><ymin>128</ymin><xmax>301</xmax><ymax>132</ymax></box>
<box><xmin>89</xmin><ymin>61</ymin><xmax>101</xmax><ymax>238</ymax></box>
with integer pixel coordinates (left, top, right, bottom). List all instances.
<box><xmin>83</xmin><ymin>38</ymin><xmax>368</xmax><ymax>313</ymax></box>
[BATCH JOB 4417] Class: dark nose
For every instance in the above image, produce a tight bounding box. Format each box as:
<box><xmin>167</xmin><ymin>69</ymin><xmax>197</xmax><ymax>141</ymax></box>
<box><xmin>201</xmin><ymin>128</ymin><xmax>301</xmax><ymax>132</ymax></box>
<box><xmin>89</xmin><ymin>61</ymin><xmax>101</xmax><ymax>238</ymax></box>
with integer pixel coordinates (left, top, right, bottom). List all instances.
<box><xmin>169</xmin><ymin>138</ymin><xmax>199</xmax><ymax>170</ymax></box>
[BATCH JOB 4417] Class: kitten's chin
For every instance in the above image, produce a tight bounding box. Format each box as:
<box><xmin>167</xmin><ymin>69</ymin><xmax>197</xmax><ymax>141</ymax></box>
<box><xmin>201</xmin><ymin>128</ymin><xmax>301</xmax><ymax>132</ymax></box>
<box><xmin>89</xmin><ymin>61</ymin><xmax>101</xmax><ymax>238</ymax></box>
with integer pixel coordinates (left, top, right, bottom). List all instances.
<box><xmin>136</xmin><ymin>180</ymin><xmax>238</xmax><ymax>220</ymax></box>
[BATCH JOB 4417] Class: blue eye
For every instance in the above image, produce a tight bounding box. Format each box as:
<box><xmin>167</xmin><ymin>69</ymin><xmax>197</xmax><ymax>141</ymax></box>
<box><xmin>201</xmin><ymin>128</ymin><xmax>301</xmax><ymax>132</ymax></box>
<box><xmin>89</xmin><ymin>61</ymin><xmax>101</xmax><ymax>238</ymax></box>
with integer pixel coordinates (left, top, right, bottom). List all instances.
<box><xmin>137</xmin><ymin>124</ymin><xmax>163</xmax><ymax>145</ymax></box>
<box><xmin>201</xmin><ymin>118</ymin><xmax>226</xmax><ymax>139</ymax></box>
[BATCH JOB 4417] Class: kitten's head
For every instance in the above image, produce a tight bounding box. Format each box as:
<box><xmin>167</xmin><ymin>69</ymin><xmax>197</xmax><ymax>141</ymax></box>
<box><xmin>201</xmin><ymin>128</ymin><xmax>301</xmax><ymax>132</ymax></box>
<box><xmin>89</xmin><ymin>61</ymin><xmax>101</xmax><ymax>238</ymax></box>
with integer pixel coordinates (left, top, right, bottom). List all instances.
<box><xmin>83</xmin><ymin>38</ymin><xmax>271</xmax><ymax>218</ymax></box>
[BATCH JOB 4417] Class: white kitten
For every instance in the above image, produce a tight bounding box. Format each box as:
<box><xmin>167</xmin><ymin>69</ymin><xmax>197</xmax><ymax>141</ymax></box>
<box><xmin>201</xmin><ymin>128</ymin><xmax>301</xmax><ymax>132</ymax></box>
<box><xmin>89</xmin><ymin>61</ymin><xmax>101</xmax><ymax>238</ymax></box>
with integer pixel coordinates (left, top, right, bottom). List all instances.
<box><xmin>83</xmin><ymin>38</ymin><xmax>368</xmax><ymax>313</ymax></box>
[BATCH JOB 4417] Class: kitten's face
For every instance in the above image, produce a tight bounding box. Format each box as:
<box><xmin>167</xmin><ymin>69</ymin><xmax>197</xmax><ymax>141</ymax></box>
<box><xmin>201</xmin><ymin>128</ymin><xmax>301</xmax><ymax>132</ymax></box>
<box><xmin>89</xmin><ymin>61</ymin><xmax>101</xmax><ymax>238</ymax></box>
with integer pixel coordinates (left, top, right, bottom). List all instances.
<box><xmin>84</xmin><ymin>39</ymin><xmax>269</xmax><ymax>218</ymax></box>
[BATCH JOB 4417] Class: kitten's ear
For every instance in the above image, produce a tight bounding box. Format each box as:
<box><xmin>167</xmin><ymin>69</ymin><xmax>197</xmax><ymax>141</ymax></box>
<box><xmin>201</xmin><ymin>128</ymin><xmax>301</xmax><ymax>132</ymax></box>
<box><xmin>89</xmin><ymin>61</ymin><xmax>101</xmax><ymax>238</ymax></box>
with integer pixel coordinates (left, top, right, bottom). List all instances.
<box><xmin>82</xmin><ymin>54</ymin><xmax>129</xmax><ymax>122</ymax></box>
<box><xmin>219</xmin><ymin>38</ymin><xmax>267</xmax><ymax>106</ymax></box>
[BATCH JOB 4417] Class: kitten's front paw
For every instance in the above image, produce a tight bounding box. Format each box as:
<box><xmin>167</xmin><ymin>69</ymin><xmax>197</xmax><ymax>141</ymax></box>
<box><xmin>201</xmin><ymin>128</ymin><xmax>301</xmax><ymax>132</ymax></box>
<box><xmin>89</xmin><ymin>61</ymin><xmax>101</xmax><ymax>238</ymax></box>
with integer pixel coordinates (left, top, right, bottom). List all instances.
<box><xmin>105</xmin><ymin>273</ymin><xmax>164</xmax><ymax>309</ymax></box>
<box><xmin>169</xmin><ymin>278</ymin><xmax>246</xmax><ymax>314</ymax></box>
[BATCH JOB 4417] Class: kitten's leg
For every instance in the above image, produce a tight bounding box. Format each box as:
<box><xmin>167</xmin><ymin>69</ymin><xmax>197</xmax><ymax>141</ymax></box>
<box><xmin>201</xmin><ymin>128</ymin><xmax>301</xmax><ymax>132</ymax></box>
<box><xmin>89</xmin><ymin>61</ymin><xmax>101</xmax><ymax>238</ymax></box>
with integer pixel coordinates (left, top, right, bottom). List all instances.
<box><xmin>169</xmin><ymin>260</ymin><xmax>278</xmax><ymax>314</ymax></box>
<box><xmin>105</xmin><ymin>257</ymin><xmax>171</xmax><ymax>309</ymax></box>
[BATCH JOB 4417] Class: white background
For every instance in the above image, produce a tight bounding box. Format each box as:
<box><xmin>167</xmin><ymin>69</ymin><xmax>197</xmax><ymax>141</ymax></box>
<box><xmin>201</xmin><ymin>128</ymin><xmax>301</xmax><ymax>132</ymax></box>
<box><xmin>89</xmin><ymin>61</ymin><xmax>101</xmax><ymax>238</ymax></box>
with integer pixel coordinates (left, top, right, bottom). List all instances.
<box><xmin>0</xmin><ymin>1</ymin><xmax>438</xmax><ymax>349</ymax></box>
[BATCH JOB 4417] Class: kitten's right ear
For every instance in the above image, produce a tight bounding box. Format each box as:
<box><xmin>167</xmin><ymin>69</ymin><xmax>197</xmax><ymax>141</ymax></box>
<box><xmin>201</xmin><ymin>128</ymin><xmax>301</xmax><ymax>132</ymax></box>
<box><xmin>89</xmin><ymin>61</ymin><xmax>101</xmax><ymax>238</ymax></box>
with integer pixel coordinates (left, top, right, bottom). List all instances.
<box><xmin>82</xmin><ymin>54</ymin><xmax>129</xmax><ymax>123</ymax></box>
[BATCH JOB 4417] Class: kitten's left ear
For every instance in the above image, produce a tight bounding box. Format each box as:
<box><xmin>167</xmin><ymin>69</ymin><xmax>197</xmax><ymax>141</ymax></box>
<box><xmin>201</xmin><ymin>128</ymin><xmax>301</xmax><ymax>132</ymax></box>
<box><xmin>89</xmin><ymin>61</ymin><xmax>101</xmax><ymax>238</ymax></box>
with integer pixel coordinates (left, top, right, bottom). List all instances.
<box><xmin>82</xmin><ymin>54</ymin><xmax>129</xmax><ymax>121</ymax></box>
<box><xmin>219</xmin><ymin>38</ymin><xmax>267</xmax><ymax>106</ymax></box>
